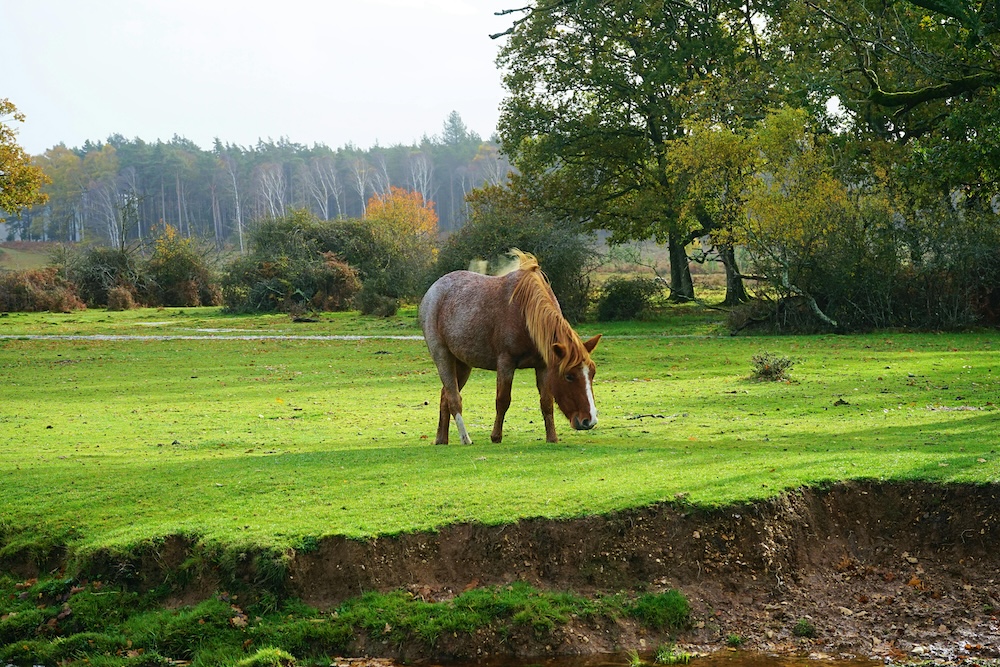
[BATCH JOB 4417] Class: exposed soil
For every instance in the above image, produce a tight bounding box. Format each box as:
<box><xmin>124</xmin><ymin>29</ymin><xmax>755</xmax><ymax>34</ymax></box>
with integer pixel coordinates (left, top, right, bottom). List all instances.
<box><xmin>7</xmin><ymin>481</ymin><xmax>999</xmax><ymax>664</ymax></box>
<box><xmin>283</xmin><ymin>481</ymin><xmax>1000</xmax><ymax>663</ymax></box>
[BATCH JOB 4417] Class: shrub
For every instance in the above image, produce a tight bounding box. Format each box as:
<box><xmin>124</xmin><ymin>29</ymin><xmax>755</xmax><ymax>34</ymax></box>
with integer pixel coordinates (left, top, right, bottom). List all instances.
<box><xmin>434</xmin><ymin>183</ymin><xmax>597</xmax><ymax>322</ymax></box>
<box><xmin>143</xmin><ymin>225</ymin><xmax>222</xmax><ymax>307</ymax></box>
<box><xmin>222</xmin><ymin>254</ymin><xmax>359</xmax><ymax>315</ymax></box>
<box><xmin>728</xmin><ymin>297</ymin><xmax>831</xmax><ymax>334</ymax></box>
<box><xmin>596</xmin><ymin>276</ymin><xmax>664</xmax><ymax>321</ymax></box>
<box><xmin>0</xmin><ymin>267</ymin><xmax>85</xmax><ymax>312</ymax></box>
<box><xmin>67</xmin><ymin>246</ymin><xmax>148</xmax><ymax>308</ymax></box>
<box><xmin>355</xmin><ymin>286</ymin><xmax>399</xmax><ymax>317</ymax></box>
<box><xmin>106</xmin><ymin>285</ymin><xmax>137</xmax><ymax>311</ymax></box>
<box><xmin>312</xmin><ymin>218</ymin><xmax>430</xmax><ymax>302</ymax></box>
<box><xmin>749</xmin><ymin>351</ymin><xmax>793</xmax><ymax>381</ymax></box>
<box><xmin>306</xmin><ymin>252</ymin><xmax>362</xmax><ymax>311</ymax></box>
<box><xmin>739</xmin><ymin>163</ymin><xmax>1000</xmax><ymax>332</ymax></box>
<box><xmin>221</xmin><ymin>213</ymin><xmax>361</xmax><ymax>314</ymax></box>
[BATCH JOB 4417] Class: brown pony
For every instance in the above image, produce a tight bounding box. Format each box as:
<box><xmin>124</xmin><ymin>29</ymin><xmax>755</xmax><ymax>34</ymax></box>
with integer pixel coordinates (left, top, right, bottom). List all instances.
<box><xmin>419</xmin><ymin>250</ymin><xmax>601</xmax><ymax>444</ymax></box>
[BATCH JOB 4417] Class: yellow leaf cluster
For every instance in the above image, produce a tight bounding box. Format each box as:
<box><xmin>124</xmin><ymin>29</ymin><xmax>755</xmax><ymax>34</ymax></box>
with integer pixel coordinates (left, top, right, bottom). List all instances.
<box><xmin>0</xmin><ymin>98</ymin><xmax>50</xmax><ymax>215</ymax></box>
<box><xmin>152</xmin><ymin>223</ymin><xmax>191</xmax><ymax>258</ymax></box>
<box><xmin>366</xmin><ymin>186</ymin><xmax>438</xmax><ymax>239</ymax></box>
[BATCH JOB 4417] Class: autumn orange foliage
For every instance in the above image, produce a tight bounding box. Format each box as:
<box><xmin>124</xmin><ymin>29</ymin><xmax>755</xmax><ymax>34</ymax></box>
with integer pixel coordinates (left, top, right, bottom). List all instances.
<box><xmin>366</xmin><ymin>186</ymin><xmax>438</xmax><ymax>238</ymax></box>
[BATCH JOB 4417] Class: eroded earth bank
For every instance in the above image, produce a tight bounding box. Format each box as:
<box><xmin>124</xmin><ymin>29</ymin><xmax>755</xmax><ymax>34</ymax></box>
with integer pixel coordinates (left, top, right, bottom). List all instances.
<box><xmin>10</xmin><ymin>481</ymin><xmax>1000</xmax><ymax>664</ymax></box>
<box><xmin>285</xmin><ymin>481</ymin><xmax>1000</xmax><ymax>663</ymax></box>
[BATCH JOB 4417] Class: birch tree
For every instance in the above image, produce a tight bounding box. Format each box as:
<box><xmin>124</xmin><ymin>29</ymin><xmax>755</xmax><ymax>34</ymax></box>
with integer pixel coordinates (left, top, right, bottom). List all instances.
<box><xmin>220</xmin><ymin>153</ymin><xmax>245</xmax><ymax>252</ymax></box>
<box><xmin>406</xmin><ymin>151</ymin><xmax>435</xmax><ymax>205</ymax></box>
<box><xmin>302</xmin><ymin>156</ymin><xmax>344</xmax><ymax>219</ymax></box>
<box><xmin>349</xmin><ymin>157</ymin><xmax>373</xmax><ymax>217</ymax></box>
<box><xmin>254</xmin><ymin>162</ymin><xmax>286</xmax><ymax>219</ymax></box>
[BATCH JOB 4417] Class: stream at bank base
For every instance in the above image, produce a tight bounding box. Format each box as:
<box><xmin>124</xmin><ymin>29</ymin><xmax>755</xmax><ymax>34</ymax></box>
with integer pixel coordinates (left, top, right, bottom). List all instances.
<box><xmin>334</xmin><ymin>653</ymin><xmax>883</xmax><ymax>667</ymax></box>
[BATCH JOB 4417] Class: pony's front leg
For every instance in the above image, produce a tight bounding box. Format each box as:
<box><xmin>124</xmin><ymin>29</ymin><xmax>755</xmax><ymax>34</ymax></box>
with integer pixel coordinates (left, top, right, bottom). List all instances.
<box><xmin>491</xmin><ymin>363</ymin><xmax>515</xmax><ymax>443</ymax></box>
<box><xmin>535</xmin><ymin>366</ymin><xmax>558</xmax><ymax>443</ymax></box>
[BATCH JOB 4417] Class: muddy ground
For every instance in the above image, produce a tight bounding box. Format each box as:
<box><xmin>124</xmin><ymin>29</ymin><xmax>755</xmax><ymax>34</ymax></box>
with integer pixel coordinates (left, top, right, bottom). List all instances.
<box><xmin>285</xmin><ymin>481</ymin><xmax>1000</xmax><ymax>663</ymax></box>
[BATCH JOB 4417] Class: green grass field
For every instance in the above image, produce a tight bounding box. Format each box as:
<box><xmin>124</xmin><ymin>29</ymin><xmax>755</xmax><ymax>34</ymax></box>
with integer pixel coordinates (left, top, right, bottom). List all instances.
<box><xmin>2</xmin><ymin>305</ymin><xmax>999</xmax><ymax>665</ymax></box>
<box><xmin>1</xmin><ymin>306</ymin><xmax>998</xmax><ymax>561</ymax></box>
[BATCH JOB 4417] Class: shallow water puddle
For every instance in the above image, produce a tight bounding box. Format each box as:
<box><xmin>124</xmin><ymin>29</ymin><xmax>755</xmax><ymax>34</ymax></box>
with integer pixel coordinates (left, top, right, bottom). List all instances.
<box><xmin>441</xmin><ymin>654</ymin><xmax>879</xmax><ymax>667</ymax></box>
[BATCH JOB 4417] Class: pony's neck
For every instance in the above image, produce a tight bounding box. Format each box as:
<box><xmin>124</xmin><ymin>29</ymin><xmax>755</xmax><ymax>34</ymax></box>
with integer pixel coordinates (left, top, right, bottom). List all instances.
<box><xmin>510</xmin><ymin>266</ymin><xmax>588</xmax><ymax>373</ymax></box>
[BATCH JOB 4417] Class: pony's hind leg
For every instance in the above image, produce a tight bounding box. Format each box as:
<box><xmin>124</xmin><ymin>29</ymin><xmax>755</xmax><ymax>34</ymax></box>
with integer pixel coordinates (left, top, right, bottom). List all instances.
<box><xmin>453</xmin><ymin>362</ymin><xmax>473</xmax><ymax>444</ymax></box>
<box><xmin>436</xmin><ymin>386</ymin><xmax>451</xmax><ymax>444</ymax></box>
<box><xmin>435</xmin><ymin>359</ymin><xmax>473</xmax><ymax>445</ymax></box>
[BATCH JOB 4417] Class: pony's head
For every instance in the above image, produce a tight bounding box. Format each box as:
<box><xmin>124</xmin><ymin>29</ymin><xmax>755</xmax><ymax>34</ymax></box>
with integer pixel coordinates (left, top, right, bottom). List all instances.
<box><xmin>547</xmin><ymin>333</ymin><xmax>602</xmax><ymax>430</ymax></box>
<box><xmin>508</xmin><ymin>249</ymin><xmax>602</xmax><ymax>430</ymax></box>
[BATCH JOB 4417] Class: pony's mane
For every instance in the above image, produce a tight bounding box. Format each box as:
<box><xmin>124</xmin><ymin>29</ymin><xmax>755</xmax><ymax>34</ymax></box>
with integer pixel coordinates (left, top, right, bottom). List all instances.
<box><xmin>508</xmin><ymin>250</ymin><xmax>591</xmax><ymax>373</ymax></box>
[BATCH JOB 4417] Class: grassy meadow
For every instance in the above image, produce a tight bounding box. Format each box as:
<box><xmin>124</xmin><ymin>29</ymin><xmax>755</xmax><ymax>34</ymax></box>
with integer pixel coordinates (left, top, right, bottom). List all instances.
<box><xmin>1</xmin><ymin>305</ymin><xmax>998</xmax><ymax>562</ymax></box>
<box><xmin>0</xmin><ymin>242</ymin><xmax>54</xmax><ymax>271</ymax></box>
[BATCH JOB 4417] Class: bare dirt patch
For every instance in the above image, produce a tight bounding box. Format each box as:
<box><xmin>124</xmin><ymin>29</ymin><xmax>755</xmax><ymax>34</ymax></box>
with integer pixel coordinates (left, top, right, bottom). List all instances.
<box><xmin>286</xmin><ymin>481</ymin><xmax>999</xmax><ymax>662</ymax></box>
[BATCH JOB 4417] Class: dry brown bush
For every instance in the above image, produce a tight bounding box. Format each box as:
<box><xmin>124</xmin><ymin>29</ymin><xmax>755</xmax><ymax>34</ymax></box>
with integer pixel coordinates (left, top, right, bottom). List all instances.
<box><xmin>0</xmin><ymin>268</ymin><xmax>85</xmax><ymax>312</ymax></box>
<box><xmin>106</xmin><ymin>285</ymin><xmax>137</xmax><ymax>311</ymax></box>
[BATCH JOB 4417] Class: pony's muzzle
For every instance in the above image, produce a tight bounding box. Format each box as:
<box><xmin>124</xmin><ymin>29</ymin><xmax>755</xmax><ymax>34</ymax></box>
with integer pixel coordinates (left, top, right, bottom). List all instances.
<box><xmin>573</xmin><ymin>416</ymin><xmax>597</xmax><ymax>430</ymax></box>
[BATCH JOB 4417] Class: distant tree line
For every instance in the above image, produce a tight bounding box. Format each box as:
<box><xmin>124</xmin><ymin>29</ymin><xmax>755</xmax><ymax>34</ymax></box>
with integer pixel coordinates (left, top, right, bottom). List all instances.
<box><xmin>7</xmin><ymin>112</ymin><xmax>508</xmax><ymax>247</ymax></box>
<box><xmin>1</xmin><ymin>182</ymin><xmax>598</xmax><ymax>324</ymax></box>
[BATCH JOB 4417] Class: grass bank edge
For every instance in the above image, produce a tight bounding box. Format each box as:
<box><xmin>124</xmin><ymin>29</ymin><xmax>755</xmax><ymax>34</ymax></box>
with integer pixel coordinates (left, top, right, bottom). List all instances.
<box><xmin>0</xmin><ymin>576</ymin><xmax>690</xmax><ymax>666</ymax></box>
<box><xmin>4</xmin><ymin>478</ymin><xmax>999</xmax><ymax>602</ymax></box>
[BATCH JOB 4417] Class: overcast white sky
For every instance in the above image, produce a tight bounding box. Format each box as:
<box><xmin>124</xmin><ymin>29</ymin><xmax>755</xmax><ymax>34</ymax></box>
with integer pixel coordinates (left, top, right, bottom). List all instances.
<box><xmin>2</xmin><ymin>1</ymin><xmax>512</xmax><ymax>155</ymax></box>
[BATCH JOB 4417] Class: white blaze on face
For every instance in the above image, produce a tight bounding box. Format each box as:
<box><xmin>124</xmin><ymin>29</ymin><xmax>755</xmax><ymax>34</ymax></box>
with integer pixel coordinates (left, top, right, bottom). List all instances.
<box><xmin>582</xmin><ymin>365</ymin><xmax>597</xmax><ymax>426</ymax></box>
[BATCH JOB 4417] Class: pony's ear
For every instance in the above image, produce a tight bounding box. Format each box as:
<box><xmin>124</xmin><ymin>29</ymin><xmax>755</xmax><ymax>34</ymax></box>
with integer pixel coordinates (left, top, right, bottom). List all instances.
<box><xmin>583</xmin><ymin>334</ymin><xmax>602</xmax><ymax>353</ymax></box>
<box><xmin>552</xmin><ymin>342</ymin><xmax>568</xmax><ymax>361</ymax></box>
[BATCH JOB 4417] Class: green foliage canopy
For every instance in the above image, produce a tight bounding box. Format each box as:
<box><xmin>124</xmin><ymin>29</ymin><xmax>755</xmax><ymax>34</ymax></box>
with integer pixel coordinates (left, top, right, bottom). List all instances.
<box><xmin>497</xmin><ymin>0</ymin><xmax>773</xmax><ymax>301</ymax></box>
<box><xmin>773</xmin><ymin>0</ymin><xmax>1000</xmax><ymax>207</ymax></box>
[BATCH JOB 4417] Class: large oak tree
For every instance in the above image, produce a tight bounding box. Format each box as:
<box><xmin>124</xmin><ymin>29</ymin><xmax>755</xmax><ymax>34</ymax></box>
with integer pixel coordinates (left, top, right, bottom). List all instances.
<box><xmin>774</xmin><ymin>0</ymin><xmax>1000</xmax><ymax>207</ymax></box>
<box><xmin>496</xmin><ymin>0</ymin><xmax>772</xmax><ymax>302</ymax></box>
